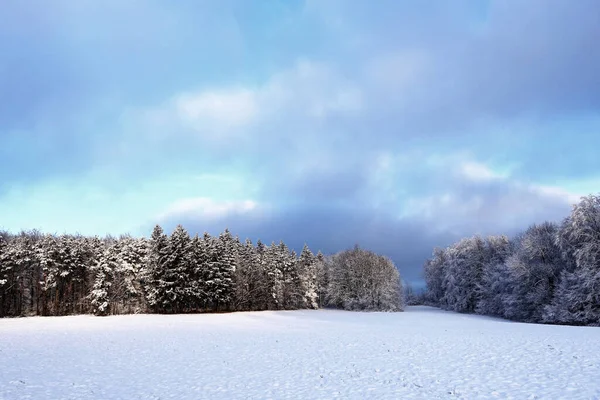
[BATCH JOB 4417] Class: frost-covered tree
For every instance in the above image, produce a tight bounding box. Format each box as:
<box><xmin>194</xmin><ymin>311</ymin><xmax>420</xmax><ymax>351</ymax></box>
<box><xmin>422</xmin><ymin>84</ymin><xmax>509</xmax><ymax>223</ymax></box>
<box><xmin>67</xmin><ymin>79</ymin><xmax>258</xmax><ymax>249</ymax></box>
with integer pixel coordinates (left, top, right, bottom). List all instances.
<box><xmin>233</xmin><ymin>238</ymin><xmax>265</xmax><ymax>311</ymax></box>
<box><xmin>544</xmin><ymin>195</ymin><xmax>600</xmax><ymax>325</ymax></box>
<box><xmin>328</xmin><ymin>245</ymin><xmax>403</xmax><ymax>311</ymax></box>
<box><xmin>144</xmin><ymin>225</ymin><xmax>170</xmax><ymax>313</ymax></box>
<box><xmin>423</xmin><ymin>247</ymin><xmax>448</xmax><ymax>306</ymax></box>
<box><xmin>298</xmin><ymin>244</ymin><xmax>318</xmax><ymax>309</ymax></box>
<box><xmin>188</xmin><ymin>234</ymin><xmax>208</xmax><ymax>310</ymax></box>
<box><xmin>38</xmin><ymin>234</ymin><xmax>72</xmax><ymax>315</ymax></box>
<box><xmin>476</xmin><ymin>235</ymin><xmax>513</xmax><ymax>317</ymax></box>
<box><xmin>90</xmin><ymin>241</ymin><xmax>115</xmax><ymax>316</ymax></box>
<box><xmin>203</xmin><ymin>230</ymin><xmax>236</xmax><ymax>311</ymax></box>
<box><xmin>251</xmin><ymin>239</ymin><xmax>272</xmax><ymax>310</ymax></box>
<box><xmin>263</xmin><ymin>241</ymin><xmax>284</xmax><ymax>309</ymax></box>
<box><xmin>0</xmin><ymin>232</ymin><xmax>14</xmax><ymax>317</ymax></box>
<box><xmin>442</xmin><ymin>236</ymin><xmax>486</xmax><ymax>313</ymax></box>
<box><xmin>163</xmin><ymin>225</ymin><xmax>192</xmax><ymax>313</ymax></box>
<box><xmin>315</xmin><ymin>251</ymin><xmax>328</xmax><ymax>308</ymax></box>
<box><xmin>110</xmin><ymin>236</ymin><xmax>148</xmax><ymax>314</ymax></box>
<box><xmin>279</xmin><ymin>243</ymin><xmax>303</xmax><ymax>309</ymax></box>
<box><xmin>501</xmin><ymin>223</ymin><xmax>564</xmax><ymax>322</ymax></box>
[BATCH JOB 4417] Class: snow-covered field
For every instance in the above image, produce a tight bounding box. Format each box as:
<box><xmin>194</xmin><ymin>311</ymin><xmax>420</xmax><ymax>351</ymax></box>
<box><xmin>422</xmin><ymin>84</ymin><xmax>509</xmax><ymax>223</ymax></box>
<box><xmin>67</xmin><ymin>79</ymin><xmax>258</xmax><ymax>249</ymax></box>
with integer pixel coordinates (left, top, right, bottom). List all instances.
<box><xmin>1</xmin><ymin>306</ymin><xmax>599</xmax><ymax>400</ymax></box>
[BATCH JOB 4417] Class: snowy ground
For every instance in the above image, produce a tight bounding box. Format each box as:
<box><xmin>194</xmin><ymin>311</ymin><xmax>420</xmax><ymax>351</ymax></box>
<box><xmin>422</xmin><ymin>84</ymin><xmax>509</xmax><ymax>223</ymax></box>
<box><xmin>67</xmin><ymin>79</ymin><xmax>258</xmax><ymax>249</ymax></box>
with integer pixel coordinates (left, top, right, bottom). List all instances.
<box><xmin>1</xmin><ymin>307</ymin><xmax>599</xmax><ymax>400</ymax></box>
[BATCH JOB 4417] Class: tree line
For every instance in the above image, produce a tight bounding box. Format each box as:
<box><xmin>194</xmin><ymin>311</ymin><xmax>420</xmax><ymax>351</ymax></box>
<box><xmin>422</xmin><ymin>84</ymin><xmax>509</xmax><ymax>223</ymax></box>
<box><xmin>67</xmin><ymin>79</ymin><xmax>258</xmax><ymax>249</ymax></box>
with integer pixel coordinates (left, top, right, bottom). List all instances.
<box><xmin>0</xmin><ymin>225</ymin><xmax>404</xmax><ymax>317</ymax></box>
<box><xmin>423</xmin><ymin>193</ymin><xmax>600</xmax><ymax>326</ymax></box>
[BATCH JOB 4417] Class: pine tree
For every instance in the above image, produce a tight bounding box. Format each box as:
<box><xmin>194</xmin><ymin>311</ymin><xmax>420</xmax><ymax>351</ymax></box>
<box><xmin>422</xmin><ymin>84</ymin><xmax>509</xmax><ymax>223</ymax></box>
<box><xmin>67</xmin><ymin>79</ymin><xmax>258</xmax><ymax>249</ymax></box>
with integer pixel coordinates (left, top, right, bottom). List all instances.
<box><xmin>210</xmin><ymin>229</ymin><xmax>236</xmax><ymax>311</ymax></box>
<box><xmin>0</xmin><ymin>233</ymin><xmax>13</xmax><ymax>317</ymax></box>
<box><xmin>188</xmin><ymin>234</ymin><xmax>208</xmax><ymax>311</ymax></box>
<box><xmin>315</xmin><ymin>251</ymin><xmax>328</xmax><ymax>308</ymax></box>
<box><xmin>112</xmin><ymin>236</ymin><xmax>148</xmax><ymax>314</ymax></box>
<box><xmin>298</xmin><ymin>244</ymin><xmax>318</xmax><ymax>309</ymax></box>
<box><xmin>233</xmin><ymin>238</ymin><xmax>260</xmax><ymax>311</ymax></box>
<box><xmin>253</xmin><ymin>239</ymin><xmax>271</xmax><ymax>310</ymax></box>
<box><xmin>90</xmin><ymin>241</ymin><xmax>115</xmax><ymax>316</ymax></box>
<box><xmin>145</xmin><ymin>225</ymin><xmax>170</xmax><ymax>313</ymax></box>
<box><xmin>264</xmin><ymin>242</ymin><xmax>284</xmax><ymax>309</ymax></box>
<box><xmin>164</xmin><ymin>225</ymin><xmax>192</xmax><ymax>313</ymax></box>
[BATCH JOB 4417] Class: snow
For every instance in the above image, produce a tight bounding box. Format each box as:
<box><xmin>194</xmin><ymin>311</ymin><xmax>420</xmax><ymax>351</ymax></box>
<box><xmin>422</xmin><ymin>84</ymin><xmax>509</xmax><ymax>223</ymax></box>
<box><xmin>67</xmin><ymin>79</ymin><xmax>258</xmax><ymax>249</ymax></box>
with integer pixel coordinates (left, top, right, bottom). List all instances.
<box><xmin>1</xmin><ymin>306</ymin><xmax>599</xmax><ymax>399</ymax></box>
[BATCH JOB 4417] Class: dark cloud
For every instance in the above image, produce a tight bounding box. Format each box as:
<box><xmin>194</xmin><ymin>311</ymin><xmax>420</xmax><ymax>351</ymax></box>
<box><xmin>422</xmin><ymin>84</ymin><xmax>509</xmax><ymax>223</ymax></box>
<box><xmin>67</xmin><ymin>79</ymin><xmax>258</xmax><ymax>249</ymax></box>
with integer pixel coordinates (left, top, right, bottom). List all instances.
<box><xmin>153</xmin><ymin>156</ymin><xmax>576</xmax><ymax>286</ymax></box>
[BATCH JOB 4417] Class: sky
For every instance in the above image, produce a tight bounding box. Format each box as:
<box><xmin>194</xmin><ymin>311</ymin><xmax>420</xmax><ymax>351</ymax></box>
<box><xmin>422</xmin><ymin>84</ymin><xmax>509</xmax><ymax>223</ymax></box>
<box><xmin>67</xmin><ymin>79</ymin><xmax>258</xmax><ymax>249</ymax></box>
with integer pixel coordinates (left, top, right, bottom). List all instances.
<box><xmin>1</xmin><ymin>0</ymin><xmax>600</xmax><ymax>285</ymax></box>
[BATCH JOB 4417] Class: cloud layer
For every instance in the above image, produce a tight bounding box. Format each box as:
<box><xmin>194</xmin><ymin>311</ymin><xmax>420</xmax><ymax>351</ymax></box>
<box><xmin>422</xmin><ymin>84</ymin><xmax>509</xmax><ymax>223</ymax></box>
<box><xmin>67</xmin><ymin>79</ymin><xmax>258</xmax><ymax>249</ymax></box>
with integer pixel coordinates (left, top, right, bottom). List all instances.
<box><xmin>1</xmin><ymin>0</ymin><xmax>599</xmax><ymax>284</ymax></box>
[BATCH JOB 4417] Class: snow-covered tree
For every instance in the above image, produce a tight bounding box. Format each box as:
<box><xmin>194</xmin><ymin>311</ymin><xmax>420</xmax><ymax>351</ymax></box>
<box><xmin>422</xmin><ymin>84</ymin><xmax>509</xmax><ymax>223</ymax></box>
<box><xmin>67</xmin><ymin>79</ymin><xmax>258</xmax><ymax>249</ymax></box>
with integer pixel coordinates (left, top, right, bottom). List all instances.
<box><xmin>544</xmin><ymin>195</ymin><xmax>600</xmax><ymax>325</ymax></box>
<box><xmin>442</xmin><ymin>236</ymin><xmax>486</xmax><ymax>313</ymax></box>
<box><xmin>144</xmin><ymin>225</ymin><xmax>171</xmax><ymax>313</ymax></box>
<box><xmin>328</xmin><ymin>245</ymin><xmax>403</xmax><ymax>311</ymax></box>
<box><xmin>233</xmin><ymin>238</ymin><xmax>265</xmax><ymax>311</ymax></box>
<box><xmin>188</xmin><ymin>234</ymin><xmax>208</xmax><ymax>310</ymax></box>
<box><xmin>90</xmin><ymin>241</ymin><xmax>115</xmax><ymax>316</ymax></box>
<box><xmin>163</xmin><ymin>225</ymin><xmax>192</xmax><ymax>313</ymax></box>
<box><xmin>298</xmin><ymin>244</ymin><xmax>318</xmax><ymax>309</ymax></box>
<box><xmin>278</xmin><ymin>242</ymin><xmax>303</xmax><ymax>309</ymax></box>
<box><xmin>423</xmin><ymin>247</ymin><xmax>448</xmax><ymax>306</ymax></box>
<box><xmin>476</xmin><ymin>235</ymin><xmax>513</xmax><ymax>317</ymax></box>
<box><xmin>110</xmin><ymin>236</ymin><xmax>148</xmax><ymax>314</ymax></box>
<box><xmin>315</xmin><ymin>251</ymin><xmax>328</xmax><ymax>308</ymax></box>
<box><xmin>501</xmin><ymin>223</ymin><xmax>564</xmax><ymax>322</ymax></box>
<box><xmin>0</xmin><ymin>232</ymin><xmax>14</xmax><ymax>317</ymax></box>
<box><xmin>203</xmin><ymin>230</ymin><xmax>237</xmax><ymax>311</ymax></box>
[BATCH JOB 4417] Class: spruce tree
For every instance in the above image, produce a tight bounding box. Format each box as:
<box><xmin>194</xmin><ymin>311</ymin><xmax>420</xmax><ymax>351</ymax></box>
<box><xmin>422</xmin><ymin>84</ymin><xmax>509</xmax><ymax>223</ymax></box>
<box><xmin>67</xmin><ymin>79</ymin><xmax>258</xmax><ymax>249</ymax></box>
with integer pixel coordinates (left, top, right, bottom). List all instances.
<box><xmin>145</xmin><ymin>225</ymin><xmax>170</xmax><ymax>313</ymax></box>
<box><xmin>299</xmin><ymin>244</ymin><xmax>319</xmax><ymax>309</ymax></box>
<box><xmin>166</xmin><ymin>225</ymin><xmax>192</xmax><ymax>313</ymax></box>
<box><xmin>90</xmin><ymin>242</ymin><xmax>116</xmax><ymax>316</ymax></box>
<box><xmin>315</xmin><ymin>251</ymin><xmax>328</xmax><ymax>308</ymax></box>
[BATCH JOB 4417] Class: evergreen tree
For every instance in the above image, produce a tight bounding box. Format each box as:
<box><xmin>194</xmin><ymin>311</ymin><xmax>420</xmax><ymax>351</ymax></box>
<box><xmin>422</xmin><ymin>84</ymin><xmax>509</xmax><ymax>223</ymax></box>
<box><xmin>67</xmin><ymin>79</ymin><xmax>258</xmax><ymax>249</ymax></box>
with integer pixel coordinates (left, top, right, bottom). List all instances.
<box><xmin>165</xmin><ymin>225</ymin><xmax>192</xmax><ymax>313</ymax></box>
<box><xmin>188</xmin><ymin>234</ymin><xmax>208</xmax><ymax>311</ymax></box>
<box><xmin>298</xmin><ymin>244</ymin><xmax>318</xmax><ymax>309</ymax></box>
<box><xmin>145</xmin><ymin>225</ymin><xmax>170</xmax><ymax>313</ymax></box>
<box><xmin>278</xmin><ymin>242</ymin><xmax>303</xmax><ymax>309</ymax></box>
<box><xmin>265</xmin><ymin>242</ymin><xmax>284</xmax><ymax>309</ymax></box>
<box><xmin>90</xmin><ymin>241</ymin><xmax>115</xmax><ymax>316</ymax></box>
<box><xmin>315</xmin><ymin>251</ymin><xmax>328</xmax><ymax>308</ymax></box>
<box><xmin>113</xmin><ymin>236</ymin><xmax>148</xmax><ymax>314</ymax></box>
<box><xmin>233</xmin><ymin>238</ymin><xmax>261</xmax><ymax>311</ymax></box>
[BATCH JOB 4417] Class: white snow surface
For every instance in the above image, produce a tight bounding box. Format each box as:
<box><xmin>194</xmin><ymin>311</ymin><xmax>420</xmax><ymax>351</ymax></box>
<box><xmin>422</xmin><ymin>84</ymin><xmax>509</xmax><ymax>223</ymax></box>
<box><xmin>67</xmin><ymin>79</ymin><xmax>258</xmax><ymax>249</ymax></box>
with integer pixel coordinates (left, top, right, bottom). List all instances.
<box><xmin>1</xmin><ymin>306</ymin><xmax>599</xmax><ymax>399</ymax></box>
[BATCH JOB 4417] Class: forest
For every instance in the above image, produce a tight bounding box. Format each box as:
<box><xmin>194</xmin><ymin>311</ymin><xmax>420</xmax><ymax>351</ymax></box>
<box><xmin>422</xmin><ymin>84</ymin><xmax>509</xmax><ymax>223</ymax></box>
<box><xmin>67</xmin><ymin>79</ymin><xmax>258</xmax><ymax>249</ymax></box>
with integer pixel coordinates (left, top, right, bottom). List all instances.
<box><xmin>0</xmin><ymin>225</ymin><xmax>403</xmax><ymax>317</ymax></box>
<box><xmin>423</xmin><ymin>193</ymin><xmax>600</xmax><ymax>326</ymax></box>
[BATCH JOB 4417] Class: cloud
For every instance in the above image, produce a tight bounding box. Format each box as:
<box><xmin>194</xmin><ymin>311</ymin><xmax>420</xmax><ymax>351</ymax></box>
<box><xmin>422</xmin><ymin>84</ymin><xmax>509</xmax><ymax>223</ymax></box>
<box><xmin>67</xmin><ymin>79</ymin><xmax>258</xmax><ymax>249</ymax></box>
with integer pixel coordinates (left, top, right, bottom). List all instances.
<box><xmin>175</xmin><ymin>89</ymin><xmax>259</xmax><ymax>133</ymax></box>
<box><xmin>157</xmin><ymin>197</ymin><xmax>261</xmax><ymax>222</ymax></box>
<box><xmin>2</xmin><ymin>0</ymin><xmax>599</xmax><ymax>288</ymax></box>
<box><xmin>156</xmin><ymin>154</ymin><xmax>582</xmax><ymax>285</ymax></box>
<box><xmin>137</xmin><ymin>59</ymin><xmax>364</xmax><ymax>145</ymax></box>
<box><xmin>459</xmin><ymin>161</ymin><xmax>507</xmax><ymax>183</ymax></box>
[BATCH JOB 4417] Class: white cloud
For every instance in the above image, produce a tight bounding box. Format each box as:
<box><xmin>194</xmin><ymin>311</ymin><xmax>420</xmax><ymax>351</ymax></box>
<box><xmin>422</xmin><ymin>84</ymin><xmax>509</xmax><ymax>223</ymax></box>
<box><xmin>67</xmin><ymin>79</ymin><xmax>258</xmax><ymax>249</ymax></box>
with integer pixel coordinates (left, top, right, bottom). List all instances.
<box><xmin>397</xmin><ymin>154</ymin><xmax>582</xmax><ymax>235</ymax></box>
<box><xmin>459</xmin><ymin>161</ymin><xmax>506</xmax><ymax>182</ymax></box>
<box><xmin>139</xmin><ymin>59</ymin><xmax>364</xmax><ymax>143</ymax></box>
<box><xmin>529</xmin><ymin>184</ymin><xmax>581</xmax><ymax>205</ymax></box>
<box><xmin>175</xmin><ymin>89</ymin><xmax>259</xmax><ymax>130</ymax></box>
<box><xmin>158</xmin><ymin>197</ymin><xmax>259</xmax><ymax>222</ymax></box>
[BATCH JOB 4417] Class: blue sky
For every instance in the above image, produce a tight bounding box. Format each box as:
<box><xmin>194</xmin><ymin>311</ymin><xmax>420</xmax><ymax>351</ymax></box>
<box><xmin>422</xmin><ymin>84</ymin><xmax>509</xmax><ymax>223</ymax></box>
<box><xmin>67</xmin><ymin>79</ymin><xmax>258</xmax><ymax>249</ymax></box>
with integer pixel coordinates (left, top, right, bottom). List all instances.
<box><xmin>1</xmin><ymin>0</ymin><xmax>600</xmax><ymax>283</ymax></box>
